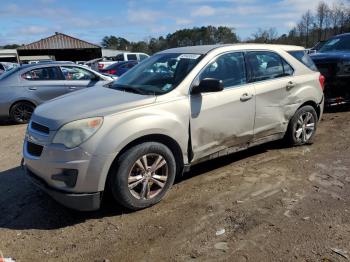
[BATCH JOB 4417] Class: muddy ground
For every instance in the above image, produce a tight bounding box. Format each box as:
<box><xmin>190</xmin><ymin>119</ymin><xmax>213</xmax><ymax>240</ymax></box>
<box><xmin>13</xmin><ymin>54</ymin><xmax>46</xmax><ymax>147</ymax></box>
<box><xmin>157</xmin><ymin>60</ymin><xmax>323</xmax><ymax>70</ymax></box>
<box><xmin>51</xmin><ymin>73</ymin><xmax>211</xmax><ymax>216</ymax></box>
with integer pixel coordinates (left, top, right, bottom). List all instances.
<box><xmin>1</xmin><ymin>110</ymin><xmax>350</xmax><ymax>262</ymax></box>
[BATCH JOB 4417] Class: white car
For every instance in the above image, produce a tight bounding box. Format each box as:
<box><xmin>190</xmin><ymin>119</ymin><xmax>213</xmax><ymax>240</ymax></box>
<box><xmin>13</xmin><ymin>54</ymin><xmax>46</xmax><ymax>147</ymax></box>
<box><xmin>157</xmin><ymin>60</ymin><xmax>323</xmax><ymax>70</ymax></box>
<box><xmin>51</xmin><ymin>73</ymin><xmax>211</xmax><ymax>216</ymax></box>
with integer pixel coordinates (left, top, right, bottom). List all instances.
<box><xmin>23</xmin><ymin>44</ymin><xmax>324</xmax><ymax>211</ymax></box>
<box><xmin>98</xmin><ymin>52</ymin><xmax>149</xmax><ymax>70</ymax></box>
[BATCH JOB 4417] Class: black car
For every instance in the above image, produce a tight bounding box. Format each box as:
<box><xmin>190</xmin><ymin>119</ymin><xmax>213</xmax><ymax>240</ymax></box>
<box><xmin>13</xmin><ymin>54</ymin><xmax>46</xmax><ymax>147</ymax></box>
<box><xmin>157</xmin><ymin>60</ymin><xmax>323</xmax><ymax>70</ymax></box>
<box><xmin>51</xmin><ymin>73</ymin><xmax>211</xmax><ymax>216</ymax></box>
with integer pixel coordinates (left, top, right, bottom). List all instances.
<box><xmin>310</xmin><ymin>33</ymin><xmax>350</xmax><ymax>106</ymax></box>
<box><xmin>100</xmin><ymin>60</ymin><xmax>138</xmax><ymax>77</ymax></box>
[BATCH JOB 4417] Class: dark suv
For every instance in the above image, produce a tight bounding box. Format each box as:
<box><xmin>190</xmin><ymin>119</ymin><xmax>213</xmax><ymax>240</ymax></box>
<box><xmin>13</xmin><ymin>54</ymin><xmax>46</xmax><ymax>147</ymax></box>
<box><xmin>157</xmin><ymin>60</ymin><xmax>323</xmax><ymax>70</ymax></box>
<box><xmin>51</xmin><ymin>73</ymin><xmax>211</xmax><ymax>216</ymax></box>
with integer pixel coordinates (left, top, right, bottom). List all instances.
<box><xmin>310</xmin><ymin>33</ymin><xmax>350</xmax><ymax>106</ymax></box>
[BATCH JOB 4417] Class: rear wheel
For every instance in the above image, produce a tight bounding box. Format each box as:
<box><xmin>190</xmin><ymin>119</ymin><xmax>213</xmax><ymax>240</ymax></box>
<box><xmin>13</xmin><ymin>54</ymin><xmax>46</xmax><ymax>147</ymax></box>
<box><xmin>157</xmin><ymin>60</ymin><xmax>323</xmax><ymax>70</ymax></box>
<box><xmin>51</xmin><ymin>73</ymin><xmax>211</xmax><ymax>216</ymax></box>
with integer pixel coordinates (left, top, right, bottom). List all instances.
<box><xmin>286</xmin><ymin>105</ymin><xmax>318</xmax><ymax>146</ymax></box>
<box><xmin>109</xmin><ymin>142</ymin><xmax>176</xmax><ymax>210</ymax></box>
<box><xmin>10</xmin><ymin>101</ymin><xmax>35</xmax><ymax>124</ymax></box>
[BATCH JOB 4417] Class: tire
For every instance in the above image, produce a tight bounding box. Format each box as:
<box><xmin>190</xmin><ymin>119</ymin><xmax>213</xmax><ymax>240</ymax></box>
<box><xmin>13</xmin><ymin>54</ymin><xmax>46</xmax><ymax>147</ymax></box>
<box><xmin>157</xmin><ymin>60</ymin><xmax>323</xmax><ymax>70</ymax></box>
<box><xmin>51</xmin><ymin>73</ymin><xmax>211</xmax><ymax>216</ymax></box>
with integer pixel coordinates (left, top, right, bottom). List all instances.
<box><xmin>10</xmin><ymin>101</ymin><xmax>35</xmax><ymax>124</ymax></box>
<box><xmin>109</xmin><ymin>142</ymin><xmax>176</xmax><ymax>210</ymax></box>
<box><xmin>286</xmin><ymin>105</ymin><xmax>318</xmax><ymax>146</ymax></box>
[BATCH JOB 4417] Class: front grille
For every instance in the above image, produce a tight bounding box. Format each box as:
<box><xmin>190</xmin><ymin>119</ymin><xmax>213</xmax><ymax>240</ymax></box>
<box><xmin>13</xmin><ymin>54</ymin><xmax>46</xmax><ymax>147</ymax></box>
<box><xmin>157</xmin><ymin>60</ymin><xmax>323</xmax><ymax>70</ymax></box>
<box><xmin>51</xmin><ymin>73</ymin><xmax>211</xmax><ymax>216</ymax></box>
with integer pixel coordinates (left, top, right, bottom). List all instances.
<box><xmin>31</xmin><ymin>122</ymin><xmax>50</xmax><ymax>134</ymax></box>
<box><xmin>27</xmin><ymin>142</ymin><xmax>43</xmax><ymax>157</ymax></box>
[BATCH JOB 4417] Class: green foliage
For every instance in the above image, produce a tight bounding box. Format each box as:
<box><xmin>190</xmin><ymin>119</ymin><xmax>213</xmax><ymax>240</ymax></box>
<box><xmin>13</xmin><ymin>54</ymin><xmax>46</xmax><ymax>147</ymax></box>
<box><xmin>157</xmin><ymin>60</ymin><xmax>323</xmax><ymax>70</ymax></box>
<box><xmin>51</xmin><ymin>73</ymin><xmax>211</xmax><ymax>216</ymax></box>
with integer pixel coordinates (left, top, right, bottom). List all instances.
<box><xmin>101</xmin><ymin>26</ymin><xmax>239</xmax><ymax>54</ymax></box>
<box><xmin>0</xmin><ymin>44</ymin><xmax>21</xmax><ymax>49</ymax></box>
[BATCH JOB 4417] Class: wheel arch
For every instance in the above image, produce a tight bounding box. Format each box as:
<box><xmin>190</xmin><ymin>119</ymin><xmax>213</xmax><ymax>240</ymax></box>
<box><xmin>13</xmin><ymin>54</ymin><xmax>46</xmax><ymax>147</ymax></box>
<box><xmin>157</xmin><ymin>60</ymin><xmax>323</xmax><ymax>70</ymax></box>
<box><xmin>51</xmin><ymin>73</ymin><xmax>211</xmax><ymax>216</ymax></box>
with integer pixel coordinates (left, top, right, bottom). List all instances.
<box><xmin>9</xmin><ymin>99</ymin><xmax>37</xmax><ymax>114</ymax></box>
<box><xmin>296</xmin><ymin>100</ymin><xmax>321</xmax><ymax>120</ymax></box>
<box><xmin>104</xmin><ymin>134</ymin><xmax>185</xmax><ymax>192</ymax></box>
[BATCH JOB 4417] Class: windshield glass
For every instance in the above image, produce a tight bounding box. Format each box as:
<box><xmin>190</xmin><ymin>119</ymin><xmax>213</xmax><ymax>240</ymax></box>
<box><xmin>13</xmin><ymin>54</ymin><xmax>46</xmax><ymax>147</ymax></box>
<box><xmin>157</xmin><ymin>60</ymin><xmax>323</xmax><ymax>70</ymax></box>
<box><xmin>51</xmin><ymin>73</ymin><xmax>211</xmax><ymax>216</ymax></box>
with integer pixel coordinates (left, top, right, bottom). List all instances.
<box><xmin>110</xmin><ymin>53</ymin><xmax>202</xmax><ymax>95</ymax></box>
<box><xmin>319</xmin><ymin>35</ymin><xmax>350</xmax><ymax>52</ymax></box>
<box><xmin>0</xmin><ymin>66</ymin><xmax>21</xmax><ymax>80</ymax></box>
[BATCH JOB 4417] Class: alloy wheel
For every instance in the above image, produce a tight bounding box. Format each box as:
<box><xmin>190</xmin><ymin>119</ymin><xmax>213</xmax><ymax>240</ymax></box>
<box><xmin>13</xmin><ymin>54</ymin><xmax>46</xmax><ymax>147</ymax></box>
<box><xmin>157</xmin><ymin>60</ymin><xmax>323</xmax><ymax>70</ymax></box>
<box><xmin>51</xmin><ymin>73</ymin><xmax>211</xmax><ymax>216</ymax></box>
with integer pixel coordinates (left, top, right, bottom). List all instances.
<box><xmin>294</xmin><ymin>112</ymin><xmax>315</xmax><ymax>143</ymax></box>
<box><xmin>12</xmin><ymin>103</ymin><xmax>34</xmax><ymax>123</ymax></box>
<box><xmin>128</xmin><ymin>154</ymin><xmax>168</xmax><ymax>200</ymax></box>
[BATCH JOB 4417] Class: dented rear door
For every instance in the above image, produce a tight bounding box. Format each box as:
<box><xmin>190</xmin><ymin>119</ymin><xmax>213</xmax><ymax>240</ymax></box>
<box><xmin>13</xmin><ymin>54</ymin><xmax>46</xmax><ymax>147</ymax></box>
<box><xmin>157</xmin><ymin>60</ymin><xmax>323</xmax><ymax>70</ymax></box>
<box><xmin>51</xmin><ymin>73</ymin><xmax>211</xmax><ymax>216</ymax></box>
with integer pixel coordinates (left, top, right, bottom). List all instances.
<box><xmin>245</xmin><ymin>51</ymin><xmax>296</xmax><ymax>140</ymax></box>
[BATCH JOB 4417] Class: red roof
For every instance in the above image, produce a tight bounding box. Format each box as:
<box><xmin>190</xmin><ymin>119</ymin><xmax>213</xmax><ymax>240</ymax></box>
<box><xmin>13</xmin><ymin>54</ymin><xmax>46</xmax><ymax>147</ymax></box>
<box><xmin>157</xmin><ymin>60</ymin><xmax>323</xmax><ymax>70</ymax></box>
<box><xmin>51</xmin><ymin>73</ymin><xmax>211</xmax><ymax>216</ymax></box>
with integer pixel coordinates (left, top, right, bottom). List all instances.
<box><xmin>18</xmin><ymin>32</ymin><xmax>100</xmax><ymax>50</ymax></box>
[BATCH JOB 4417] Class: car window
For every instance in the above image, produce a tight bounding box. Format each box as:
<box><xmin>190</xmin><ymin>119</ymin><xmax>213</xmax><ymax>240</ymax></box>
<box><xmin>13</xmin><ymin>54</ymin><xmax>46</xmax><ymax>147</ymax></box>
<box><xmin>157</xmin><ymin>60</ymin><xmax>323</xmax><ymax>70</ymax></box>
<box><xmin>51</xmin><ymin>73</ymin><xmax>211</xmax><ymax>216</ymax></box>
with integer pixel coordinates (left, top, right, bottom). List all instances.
<box><xmin>115</xmin><ymin>54</ymin><xmax>125</xmax><ymax>61</ymax></box>
<box><xmin>127</xmin><ymin>54</ymin><xmax>137</xmax><ymax>61</ymax></box>
<box><xmin>282</xmin><ymin>59</ymin><xmax>294</xmax><ymax>76</ymax></box>
<box><xmin>319</xmin><ymin>35</ymin><xmax>350</xmax><ymax>52</ymax></box>
<box><xmin>288</xmin><ymin>50</ymin><xmax>318</xmax><ymax>71</ymax></box>
<box><xmin>246</xmin><ymin>51</ymin><xmax>291</xmax><ymax>82</ymax></box>
<box><xmin>111</xmin><ymin>53</ymin><xmax>202</xmax><ymax>95</ymax></box>
<box><xmin>60</xmin><ymin>66</ymin><xmax>96</xmax><ymax>81</ymax></box>
<box><xmin>21</xmin><ymin>67</ymin><xmax>62</xmax><ymax>81</ymax></box>
<box><xmin>199</xmin><ymin>52</ymin><xmax>247</xmax><ymax>88</ymax></box>
<box><xmin>0</xmin><ymin>64</ymin><xmax>4</xmax><ymax>71</ymax></box>
<box><xmin>139</xmin><ymin>54</ymin><xmax>149</xmax><ymax>61</ymax></box>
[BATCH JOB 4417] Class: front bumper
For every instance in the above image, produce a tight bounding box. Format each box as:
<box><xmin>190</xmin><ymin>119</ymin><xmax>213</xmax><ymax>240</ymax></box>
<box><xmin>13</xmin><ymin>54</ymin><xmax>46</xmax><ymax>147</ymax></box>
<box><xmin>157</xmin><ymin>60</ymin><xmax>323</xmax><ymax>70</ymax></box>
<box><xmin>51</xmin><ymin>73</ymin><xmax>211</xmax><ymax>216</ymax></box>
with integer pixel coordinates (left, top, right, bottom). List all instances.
<box><xmin>24</xmin><ymin>165</ymin><xmax>102</xmax><ymax>211</ymax></box>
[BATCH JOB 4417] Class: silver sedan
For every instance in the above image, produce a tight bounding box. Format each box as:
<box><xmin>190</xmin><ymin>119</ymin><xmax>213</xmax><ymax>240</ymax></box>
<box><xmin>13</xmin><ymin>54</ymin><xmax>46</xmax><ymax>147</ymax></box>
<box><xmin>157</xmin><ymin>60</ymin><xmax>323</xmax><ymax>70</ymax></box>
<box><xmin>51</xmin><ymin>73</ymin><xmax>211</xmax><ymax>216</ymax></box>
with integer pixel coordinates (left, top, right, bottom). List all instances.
<box><xmin>0</xmin><ymin>62</ymin><xmax>113</xmax><ymax>123</ymax></box>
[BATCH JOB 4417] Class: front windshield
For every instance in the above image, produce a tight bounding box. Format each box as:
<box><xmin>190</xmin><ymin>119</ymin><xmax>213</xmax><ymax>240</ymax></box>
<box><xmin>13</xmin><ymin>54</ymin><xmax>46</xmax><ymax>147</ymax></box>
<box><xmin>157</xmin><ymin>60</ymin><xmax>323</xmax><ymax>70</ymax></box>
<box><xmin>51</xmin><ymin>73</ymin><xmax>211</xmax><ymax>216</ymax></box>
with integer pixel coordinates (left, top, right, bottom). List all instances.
<box><xmin>319</xmin><ymin>35</ymin><xmax>350</xmax><ymax>52</ymax></box>
<box><xmin>0</xmin><ymin>66</ymin><xmax>20</xmax><ymax>80</ymax></box>
<box><xmin>110</xmin><ymin>53</ymin><xmax>202</xmax><ymax>95</ymax></box>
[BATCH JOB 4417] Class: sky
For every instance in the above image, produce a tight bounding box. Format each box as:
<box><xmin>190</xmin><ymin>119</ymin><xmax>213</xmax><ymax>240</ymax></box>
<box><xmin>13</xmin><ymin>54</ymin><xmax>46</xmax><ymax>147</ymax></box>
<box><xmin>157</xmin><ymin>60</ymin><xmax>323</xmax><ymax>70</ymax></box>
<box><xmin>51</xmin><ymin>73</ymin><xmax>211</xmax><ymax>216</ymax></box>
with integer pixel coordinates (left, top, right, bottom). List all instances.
<box><xmin>0</xmin><ymin>0</ymin><xmax>342</xmax><ymax>46</ymax></box>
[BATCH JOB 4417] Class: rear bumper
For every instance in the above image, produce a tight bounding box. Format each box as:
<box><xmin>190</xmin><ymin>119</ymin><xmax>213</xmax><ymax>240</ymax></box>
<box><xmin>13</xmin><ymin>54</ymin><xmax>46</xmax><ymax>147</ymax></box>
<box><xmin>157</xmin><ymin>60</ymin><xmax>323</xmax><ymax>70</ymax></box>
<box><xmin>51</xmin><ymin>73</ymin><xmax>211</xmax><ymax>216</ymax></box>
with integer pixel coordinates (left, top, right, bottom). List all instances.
<box><xmin>324</xmin><ymin>76</ymin><xmax>350</xmax><ymax>107</ymax></box>
<box><xmin>24</xmin><ymin>165</ymin><xmax>102</xmax><ymax>211</ymax></box>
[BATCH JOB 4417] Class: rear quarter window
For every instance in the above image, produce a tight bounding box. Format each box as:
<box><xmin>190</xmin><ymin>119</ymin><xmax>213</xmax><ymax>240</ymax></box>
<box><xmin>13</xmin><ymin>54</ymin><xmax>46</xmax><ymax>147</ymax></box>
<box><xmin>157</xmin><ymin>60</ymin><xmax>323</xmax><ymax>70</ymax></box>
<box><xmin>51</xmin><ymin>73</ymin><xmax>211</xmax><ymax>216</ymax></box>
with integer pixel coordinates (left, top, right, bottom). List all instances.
<box><xmin>288</xmin><ymin>51</ymin><xmax>318</xmax><ymax>71</ymax></box>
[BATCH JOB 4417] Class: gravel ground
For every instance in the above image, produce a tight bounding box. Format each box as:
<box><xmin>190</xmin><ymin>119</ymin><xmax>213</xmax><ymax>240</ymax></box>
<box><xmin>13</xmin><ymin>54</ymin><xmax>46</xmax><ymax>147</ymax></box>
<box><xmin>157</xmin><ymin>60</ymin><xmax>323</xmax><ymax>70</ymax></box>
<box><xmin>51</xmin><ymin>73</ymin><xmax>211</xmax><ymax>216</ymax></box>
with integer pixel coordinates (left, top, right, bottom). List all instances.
<box><xmin>1</xmin><ymin>110</ymin><xmax>350</xmax><ymax>262</ymax></box>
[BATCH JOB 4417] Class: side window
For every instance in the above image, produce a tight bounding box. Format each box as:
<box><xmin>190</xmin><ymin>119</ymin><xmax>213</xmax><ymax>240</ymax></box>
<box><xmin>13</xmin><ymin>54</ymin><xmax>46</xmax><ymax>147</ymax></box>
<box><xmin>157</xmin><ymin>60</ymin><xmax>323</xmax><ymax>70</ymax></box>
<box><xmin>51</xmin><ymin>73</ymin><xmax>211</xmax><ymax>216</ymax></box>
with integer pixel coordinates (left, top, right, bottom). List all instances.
<box><xmin>288</xmin><ymin>51</ymin><xmax>318</xmax><ymax>71</ymax></box>
<box><xmin>115</xmin><ymin>54</ymin><xmax>125</xmax><ymax>61</ymax></box>
<box><xmin>246</xmin><ymin>51</ymin><xmax>288</xmax><ymax>82</ymax></box>
<box><xmin>0</xmin><ymin>64</ymin><xmax>4</xmax><ymax>71</ymax></box>
<box><xmin>282</xmin><ymin>59</ymin><xmax>294</xmax><ymax>76</ymax></box>
<box><xmin>127</xmin><ymin>54</ymin><xmax>137</xmax><ymax>61</ymax></box>
<box><xmin>139</xmin><ymin>54</ymin><xmax>149</xmax><ymax>61</ymax></box>
<box><xmin>60</xmin><ymin>66</ymin><xmax>96</xmax><ymax>81</ymax></box>
<box><xmin>199</xmin><ymin>52</ymin><xmax>247</xmax><ymax>88</ymax></box>
<box><xmin>21</xmin><ymin>67</ymin><xmax>62</xmax><ymax>81</ymax></box>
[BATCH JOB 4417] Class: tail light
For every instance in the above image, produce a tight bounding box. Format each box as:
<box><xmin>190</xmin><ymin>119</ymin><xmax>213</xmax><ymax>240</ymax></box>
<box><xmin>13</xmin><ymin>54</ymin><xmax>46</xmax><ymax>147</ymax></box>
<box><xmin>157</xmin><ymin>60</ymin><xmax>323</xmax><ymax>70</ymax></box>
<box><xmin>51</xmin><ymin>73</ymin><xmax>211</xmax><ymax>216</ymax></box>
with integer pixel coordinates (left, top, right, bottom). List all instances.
<box><xmin>98</xmin><ymin>63</ymin><xmax>104</xmax><ymax>70</ymax></box>
<box><xmin>106</xmin><ymin>69</ymin><xmax>117</xmax><ymax>75</ymax></box>
<box><xmin>319</xmin><ymin>74</ymin><xmax>325</xmax><ymax>91</ymax></box>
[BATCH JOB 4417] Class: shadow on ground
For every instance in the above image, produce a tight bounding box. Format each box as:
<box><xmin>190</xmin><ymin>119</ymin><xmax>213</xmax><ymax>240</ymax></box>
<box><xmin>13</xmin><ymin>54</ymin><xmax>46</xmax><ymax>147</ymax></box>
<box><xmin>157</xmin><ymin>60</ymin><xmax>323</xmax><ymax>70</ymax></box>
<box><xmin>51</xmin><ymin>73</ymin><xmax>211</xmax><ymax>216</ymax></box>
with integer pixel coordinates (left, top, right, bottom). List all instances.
<box><xmin>0</xmin><ymin>140</ymin><xmax>286</xmax><ymax>231</ymax></box>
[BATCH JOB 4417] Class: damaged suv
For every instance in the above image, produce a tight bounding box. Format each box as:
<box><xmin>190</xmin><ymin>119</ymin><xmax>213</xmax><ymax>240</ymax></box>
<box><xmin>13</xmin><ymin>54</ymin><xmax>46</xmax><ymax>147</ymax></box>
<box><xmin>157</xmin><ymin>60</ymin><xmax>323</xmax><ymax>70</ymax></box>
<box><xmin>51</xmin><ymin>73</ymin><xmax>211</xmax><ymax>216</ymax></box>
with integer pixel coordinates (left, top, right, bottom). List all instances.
<box><xmin>23</xmin><ymin>44</ymin><xmax>324</xmax><ymax>211</ymax></box>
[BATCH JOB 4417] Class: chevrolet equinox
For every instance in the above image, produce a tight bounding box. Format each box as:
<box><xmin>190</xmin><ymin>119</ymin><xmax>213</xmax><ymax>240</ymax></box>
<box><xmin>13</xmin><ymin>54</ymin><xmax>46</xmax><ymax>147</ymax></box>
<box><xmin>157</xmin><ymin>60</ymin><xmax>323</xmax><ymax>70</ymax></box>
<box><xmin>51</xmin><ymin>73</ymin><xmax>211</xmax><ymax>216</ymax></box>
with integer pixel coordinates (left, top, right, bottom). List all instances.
<box><xmin>23</xmin><ymin>44</ymin><xmax>324</xmax><ymax>211</ymax></box>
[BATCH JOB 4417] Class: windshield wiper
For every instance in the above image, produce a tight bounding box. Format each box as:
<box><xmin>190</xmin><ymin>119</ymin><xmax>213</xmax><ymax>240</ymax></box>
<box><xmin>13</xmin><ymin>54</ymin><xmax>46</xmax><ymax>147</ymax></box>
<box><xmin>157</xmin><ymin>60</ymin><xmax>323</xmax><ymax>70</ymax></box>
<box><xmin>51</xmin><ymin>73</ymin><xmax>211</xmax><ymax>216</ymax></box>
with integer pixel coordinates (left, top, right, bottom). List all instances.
<box><xmin>111</xmin><ymin>84</ymin><xmax>149</xmax><ymax>95</ymax></box>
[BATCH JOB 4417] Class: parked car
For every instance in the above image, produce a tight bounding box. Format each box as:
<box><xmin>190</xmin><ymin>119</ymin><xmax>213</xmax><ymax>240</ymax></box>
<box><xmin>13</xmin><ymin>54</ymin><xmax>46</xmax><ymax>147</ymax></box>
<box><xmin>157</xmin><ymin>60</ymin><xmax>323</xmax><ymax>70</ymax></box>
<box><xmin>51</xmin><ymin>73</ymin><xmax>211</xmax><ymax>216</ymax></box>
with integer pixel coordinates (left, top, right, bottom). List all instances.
<box><xmin>23</xmin><ymin>44</ymin><xmax>324</xmax><ymax>211</ymax></box>
<box><xmin>98</xmin><ymin>52</ymin><xmax>149</xmax><ymax>70</ymax></box>
<box><xmin>0</xmin><ymin>62</ymin><xmax>113</xmax><ymax>123</ymax></box>
<box><xmin>99</xmin><ymin>60</ymin><xmax>138</xmax><ymax>77</ymax></box>
<box><xmin>307</xmin><ymin>40</ymin><xmax>326</xmax><ymax>54</ymax></box>
<box><xmin>310</xmin><ymin>33</ymin><xmax>350</xmax><ymax>106</ymax></box>
<box><xmin>0</xmin><ymin>62</ymin><xmax>19</xmax><ymax>73</ymax></box>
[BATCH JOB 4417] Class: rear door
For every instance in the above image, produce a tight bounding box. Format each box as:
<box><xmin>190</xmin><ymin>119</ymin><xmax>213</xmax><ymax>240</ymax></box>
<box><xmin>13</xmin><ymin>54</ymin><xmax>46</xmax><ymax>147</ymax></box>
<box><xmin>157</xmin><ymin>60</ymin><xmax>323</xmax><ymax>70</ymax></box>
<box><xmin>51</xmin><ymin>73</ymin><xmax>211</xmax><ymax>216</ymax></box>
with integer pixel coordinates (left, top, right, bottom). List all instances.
<box><xmin>21</xmin><ymin>66</ymin><xmax>66</xmax><ymax>102</ymax></box>
<box><xmin>245</xmin><ymin>51</ymin><xmax>295</xmax><ymax>140</ymax></box>
<box><xmin>60</xmin><ymin>66</ymin><xmax>100</xmax><ymax>92</ymax></box>
<box><xmin>190</xmin><ymin>52</ymin><xmax>255</xmax><ymax>161</ymax></box>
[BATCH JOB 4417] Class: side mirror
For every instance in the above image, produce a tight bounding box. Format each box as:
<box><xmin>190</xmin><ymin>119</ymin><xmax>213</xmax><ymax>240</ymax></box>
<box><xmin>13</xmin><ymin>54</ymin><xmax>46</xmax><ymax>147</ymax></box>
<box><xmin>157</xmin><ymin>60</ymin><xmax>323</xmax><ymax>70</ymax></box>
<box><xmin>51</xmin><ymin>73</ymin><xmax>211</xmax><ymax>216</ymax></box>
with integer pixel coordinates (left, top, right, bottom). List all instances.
<box><xmin>191</xmin><ymin>78</ymin><xmax>224</xmax><ymax>94</ymax></box>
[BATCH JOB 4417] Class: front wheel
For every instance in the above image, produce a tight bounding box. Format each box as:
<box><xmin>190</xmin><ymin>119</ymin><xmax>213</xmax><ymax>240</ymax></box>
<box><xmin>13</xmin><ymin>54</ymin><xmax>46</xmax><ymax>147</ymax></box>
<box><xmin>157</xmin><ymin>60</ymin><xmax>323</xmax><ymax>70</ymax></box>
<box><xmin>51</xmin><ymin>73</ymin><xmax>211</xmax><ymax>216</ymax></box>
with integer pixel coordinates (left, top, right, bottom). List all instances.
<box><xmin>286</xmin><ymin>105</ymin><xmax>318</xmax><ymax>146</ymax></box>
<box><xmin>109</xmin><ymin>142</ymin><xmax>176</xmax><ymax>210</ymax></box>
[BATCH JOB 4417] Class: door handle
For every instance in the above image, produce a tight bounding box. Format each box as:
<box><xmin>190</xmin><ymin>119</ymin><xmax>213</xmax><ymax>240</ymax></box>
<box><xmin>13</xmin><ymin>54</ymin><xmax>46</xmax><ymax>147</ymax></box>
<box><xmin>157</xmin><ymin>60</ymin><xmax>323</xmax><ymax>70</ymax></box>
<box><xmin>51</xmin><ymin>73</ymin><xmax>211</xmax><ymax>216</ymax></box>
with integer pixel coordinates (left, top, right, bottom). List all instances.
<box><xmin>68</xmin><ymin>86</ymin><xmax>77</xmax><ymax>90</ymax></box>
<box><xmin>28</xmin><ymin>87</ymin><xmax>37</xmax><ymax>91</ymax></box>
<box><xmin>240</xmin><ymin>93</ymin><xmax>253</xmax><ymax>102</ymax></box>
<box><xmin>286</xmin><ymin>81</ymin><xmax>295</xmax><ymax>89</ymax></box>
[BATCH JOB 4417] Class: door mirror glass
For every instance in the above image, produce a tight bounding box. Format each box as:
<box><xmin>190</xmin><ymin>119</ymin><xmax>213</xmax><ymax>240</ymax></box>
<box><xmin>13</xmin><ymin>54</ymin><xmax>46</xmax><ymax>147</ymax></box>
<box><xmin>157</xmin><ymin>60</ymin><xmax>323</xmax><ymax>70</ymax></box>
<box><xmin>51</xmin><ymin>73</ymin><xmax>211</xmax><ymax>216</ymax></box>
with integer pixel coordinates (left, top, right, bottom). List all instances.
<box><xmin>192</xmin><ymin>78</ymin><xmax>224</xmax><ymax>94</ymax></box>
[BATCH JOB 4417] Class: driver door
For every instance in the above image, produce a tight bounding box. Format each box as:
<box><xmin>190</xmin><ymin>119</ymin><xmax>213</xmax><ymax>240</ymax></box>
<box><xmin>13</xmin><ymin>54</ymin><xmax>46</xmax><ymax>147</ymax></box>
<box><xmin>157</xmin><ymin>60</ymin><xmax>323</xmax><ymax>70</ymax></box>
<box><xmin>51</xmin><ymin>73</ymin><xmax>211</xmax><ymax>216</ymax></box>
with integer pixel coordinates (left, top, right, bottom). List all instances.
<box><xmin>190</xmin><ymin>52</ymin><xmax>255</xmax><ymax>161</ymax></box>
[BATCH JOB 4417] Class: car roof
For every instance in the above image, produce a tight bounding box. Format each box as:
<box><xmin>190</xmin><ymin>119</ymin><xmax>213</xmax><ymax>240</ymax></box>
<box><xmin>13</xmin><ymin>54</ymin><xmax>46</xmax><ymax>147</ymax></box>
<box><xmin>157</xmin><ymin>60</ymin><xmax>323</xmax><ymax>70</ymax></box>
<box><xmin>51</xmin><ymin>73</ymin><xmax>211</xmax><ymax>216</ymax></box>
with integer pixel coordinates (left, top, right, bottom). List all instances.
<box><xmin>18</xmin><ymin>62</ymin><xmax>81</xmax><ymax>70</ymax></box>
<box><xmin>158</xmin><ymin>44</ymin><xmax>305</xmax><ymax>55</ymax></box>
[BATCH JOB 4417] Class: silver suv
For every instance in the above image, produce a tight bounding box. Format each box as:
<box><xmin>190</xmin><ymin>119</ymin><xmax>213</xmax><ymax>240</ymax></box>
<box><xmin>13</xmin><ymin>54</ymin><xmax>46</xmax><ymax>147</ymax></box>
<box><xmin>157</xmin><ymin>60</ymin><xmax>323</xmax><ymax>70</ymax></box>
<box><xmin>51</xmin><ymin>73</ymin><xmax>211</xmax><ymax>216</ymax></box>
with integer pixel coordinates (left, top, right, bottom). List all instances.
<box><xmin>23</xmin><ymin>44</ymin><xmax>324</xmax><ymax>211</ymax></box>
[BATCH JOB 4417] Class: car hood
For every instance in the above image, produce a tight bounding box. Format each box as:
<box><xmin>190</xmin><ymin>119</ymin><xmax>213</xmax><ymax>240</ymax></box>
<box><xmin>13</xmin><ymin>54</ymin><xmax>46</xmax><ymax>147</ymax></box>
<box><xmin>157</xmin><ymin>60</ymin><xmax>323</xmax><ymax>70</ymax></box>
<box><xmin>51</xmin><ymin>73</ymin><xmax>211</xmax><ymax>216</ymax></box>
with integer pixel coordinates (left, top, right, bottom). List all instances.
<box><xmin>32</xmin><ymin>87</ymin><xmax>156</xmax><ymax>130</ymax></box>
<box><xmin>310</xmin><ymin>51</ymin><xmax>350</xmax><ymax>63</ymax></box>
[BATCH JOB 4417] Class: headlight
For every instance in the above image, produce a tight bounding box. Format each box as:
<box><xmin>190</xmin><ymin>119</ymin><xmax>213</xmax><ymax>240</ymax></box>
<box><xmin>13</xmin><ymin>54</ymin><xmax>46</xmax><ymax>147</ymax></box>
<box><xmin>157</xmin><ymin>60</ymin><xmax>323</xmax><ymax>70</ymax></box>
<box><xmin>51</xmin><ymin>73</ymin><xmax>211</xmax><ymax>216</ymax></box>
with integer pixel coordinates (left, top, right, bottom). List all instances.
<box><xmin>52</xmin><ymin>117</ymin><xmax>103</xmax><ymax>148</ymax></box>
